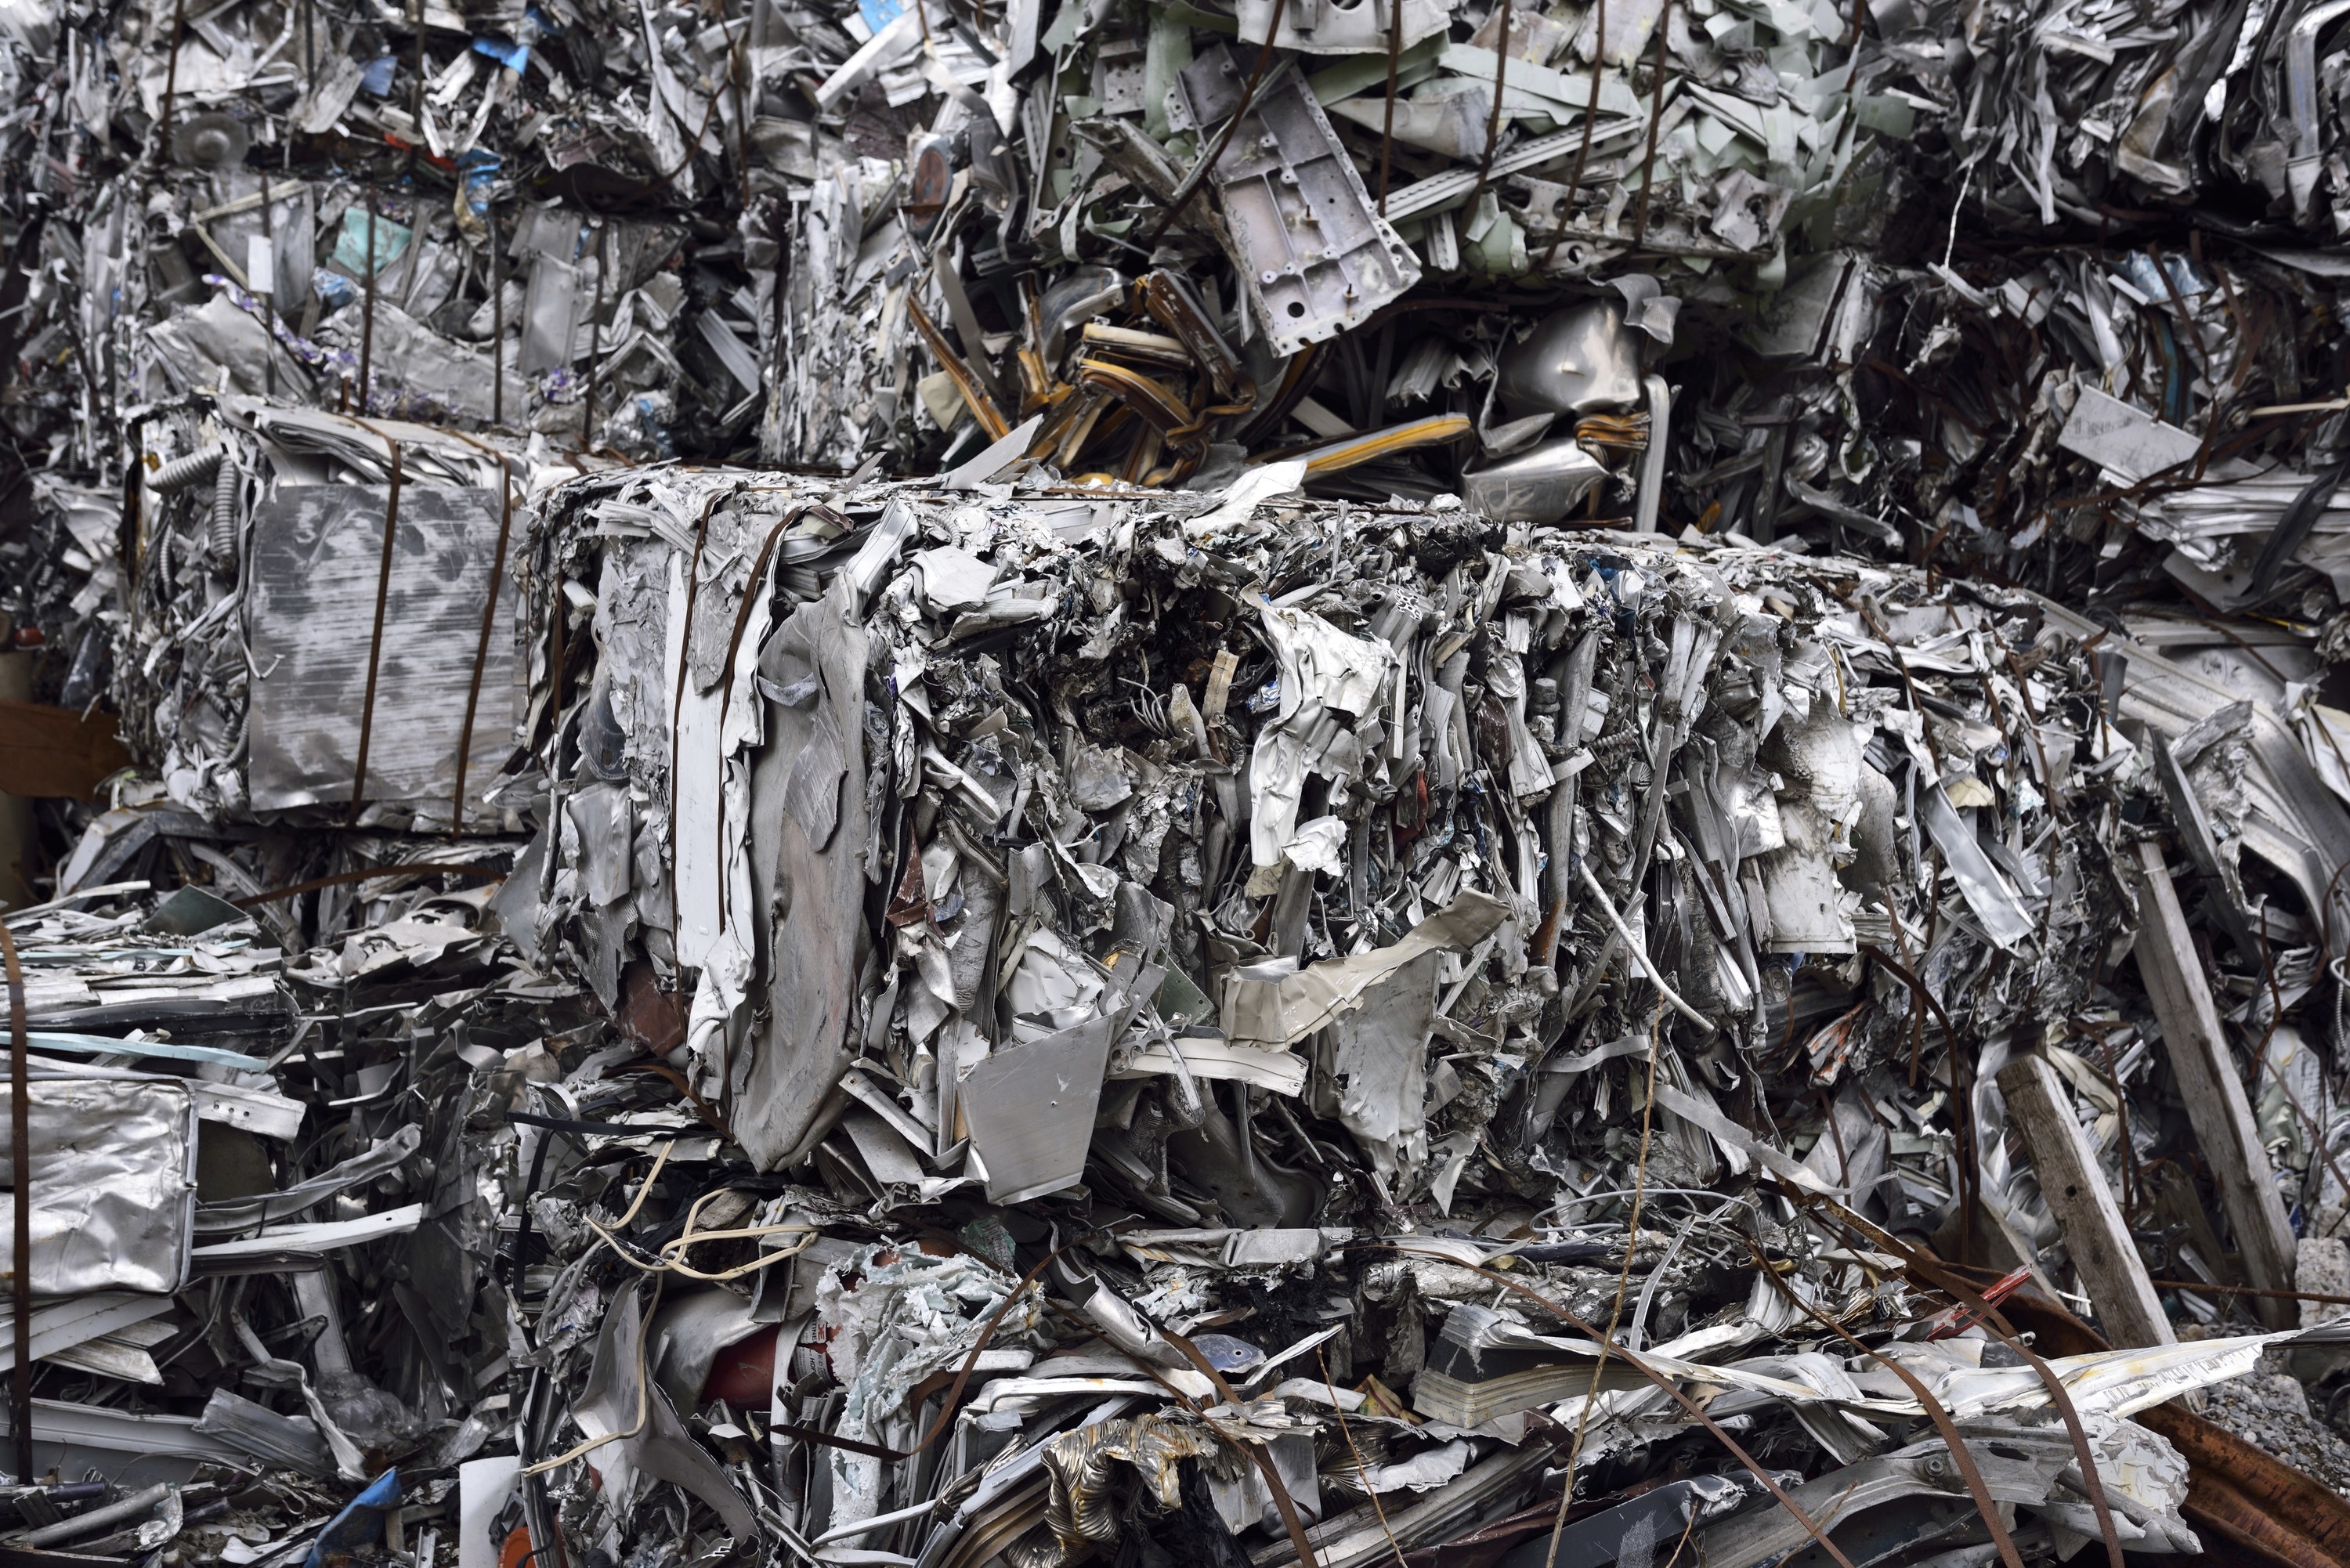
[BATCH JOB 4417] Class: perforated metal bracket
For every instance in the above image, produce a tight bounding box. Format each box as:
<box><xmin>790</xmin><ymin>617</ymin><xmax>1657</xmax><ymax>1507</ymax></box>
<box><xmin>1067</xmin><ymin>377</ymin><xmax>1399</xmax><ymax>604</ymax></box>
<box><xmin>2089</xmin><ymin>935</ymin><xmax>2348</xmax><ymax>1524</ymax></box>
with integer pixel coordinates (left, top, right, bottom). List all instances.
<box><xmin>1208</xmin><ymin>64</ymin><xmax>1423</xmax><ymax>356</ymax></box>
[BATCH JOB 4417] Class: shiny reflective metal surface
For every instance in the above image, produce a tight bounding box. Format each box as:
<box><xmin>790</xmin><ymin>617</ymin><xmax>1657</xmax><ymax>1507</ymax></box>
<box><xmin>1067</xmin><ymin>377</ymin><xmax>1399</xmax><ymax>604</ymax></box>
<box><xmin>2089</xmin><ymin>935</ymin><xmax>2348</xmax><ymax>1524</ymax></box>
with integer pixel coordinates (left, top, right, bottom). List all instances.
<box><xmin>2</xmin><ymin>1075</ymin><xmax>195</xmax><ymax>1299</ymax></box>
<box><xmin>1463</xmin><ymin>434</ymin><xmax>1610</xmax><ymax>522</ymax></box>
<box><xmin>1495</xmin><ymin>301</ymin><xmax>1645</xmax><ymax>420</ymax></box>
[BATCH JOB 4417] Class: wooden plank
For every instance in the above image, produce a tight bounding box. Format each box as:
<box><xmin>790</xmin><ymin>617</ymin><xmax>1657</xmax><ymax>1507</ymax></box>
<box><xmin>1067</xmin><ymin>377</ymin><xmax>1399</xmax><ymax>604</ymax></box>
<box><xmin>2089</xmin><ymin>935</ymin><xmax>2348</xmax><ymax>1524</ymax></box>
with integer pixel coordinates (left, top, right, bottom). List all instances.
<box><xmin>1995</xmin><ymin>1053</ymin><xmax>2174</xmax><ymax>1349</ymax></box>
<box><xmin>2128</xmin><ymin>840</ymin><xmax>2298</xmax><ymax>1331</ymax></box>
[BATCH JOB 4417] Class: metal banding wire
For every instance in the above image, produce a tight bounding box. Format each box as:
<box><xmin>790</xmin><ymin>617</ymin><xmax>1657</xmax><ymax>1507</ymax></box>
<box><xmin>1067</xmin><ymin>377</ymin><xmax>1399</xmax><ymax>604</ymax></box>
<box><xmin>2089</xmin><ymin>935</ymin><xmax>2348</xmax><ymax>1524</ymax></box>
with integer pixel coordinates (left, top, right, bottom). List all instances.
<box><xmin>1143</xmin><ymin>0</ymin><xmax>1293</xmax><ymax>251</ymax></box>
<box><xmin>1376</xmin><ymin>0</ymin><xmax>1404</xmax><ymax>211</ymax></box>
<box><xmin>345</xmin><ymin>427</ymin><xmax>404</xmax><ymax>822</ymax></box>
<box><xmin>1465</xmin><ymin>2</ymin><xmax>1512</xmax><ymax>217</ymax></box>
<box><xmin>1629</xmin><ymin>0</ymin><xmax>1676</xmax><ymax>247</ymax></box>
<box><xmin>439</xmin><ymin>428</ymin><xmax>522</xmax><ymax>833</ymax></box>
<box><xmin>1537</xmin><ymin>0</ymin><xmax>1607</xmax><ymax>269</ymax></box>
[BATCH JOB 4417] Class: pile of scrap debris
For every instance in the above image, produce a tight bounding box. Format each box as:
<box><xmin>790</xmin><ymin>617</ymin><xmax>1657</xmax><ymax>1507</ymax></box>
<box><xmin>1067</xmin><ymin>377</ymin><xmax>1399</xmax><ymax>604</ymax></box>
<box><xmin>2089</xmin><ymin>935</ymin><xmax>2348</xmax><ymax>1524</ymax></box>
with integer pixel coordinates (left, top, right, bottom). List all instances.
<box><xmin>3</xmin><ymin>453</ymin><xmax>2350</xmax><ymax>1566</ymax></box>
<box><xmin>12</xmin><ymin>0</ymin><xmax>2350</xmax><ymax>1555</ymax></box>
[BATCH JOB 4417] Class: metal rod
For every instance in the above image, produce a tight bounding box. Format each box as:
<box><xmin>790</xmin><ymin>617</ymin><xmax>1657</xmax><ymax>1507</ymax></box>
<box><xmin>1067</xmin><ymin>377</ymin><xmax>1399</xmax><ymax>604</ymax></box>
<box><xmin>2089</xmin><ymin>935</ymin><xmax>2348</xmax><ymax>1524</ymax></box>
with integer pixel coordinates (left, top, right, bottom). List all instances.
<box><xmin>451</xmin><ymin>465</ymin><xmax>515</xmax><ymax>833</ymax></box>
<box><xmin>1537</xmin><ymin>0</ymin><xmax>1605</xmax><ymax>269</ymax></box>
<box><xmin>20</xmin><ymin>1484</ymin><xmax>170</xmax><ymax>1547</ymax></box>
<box><xmin>411</xmin><ymin>0</ymin><xmax>427</xmax><ymax>139</ymax></box>
<box><xmin>1577</xmin><ymin>860</ymin><xmax>1712</xmax><ymax>1035</ymax></box>
<box><xmin>736</xmin><ymin>27</ymin><xmax>754</xmax><ymax>208</ymax></box>
<box><xmin>359</xmin><ymin>186</ymin><xmax>378</xmax><ymax>415</ymax></box>
<box><xmin>582</xmin><ymin>223</ymin><xmax>608</xmax><ymax>446</ymax></box>
<box><xmin>770</xmin><ymin>203</ymin><xmax>789</xmax><ymax>428</ymax></box>
<box><xmin>1375</xmin><ymin>0</ymin><xmax>1402</xmax><ymax>213</ymax></box>
<box><xmin>1465</xmin><ymin>1</ymin><xmax>1510</xmax><ymax>215</ymax></box>
<box><xmin>1143</xmin><ymin>0</ymin><xmax>1290</xmax><ymax>250</ymax></box>
<box><xmin>490</xmin><ymin>202</ymin><xmax>504</xmax><ymax>426</ymax></box>
<box><xmin>2149</xmin><ymin>1276</ymin><xmax>2350</xmax><ymax>1307</ymax></box>
<box><xmin>157</xmin><ymin>0</ymin><xmax>190</xmax><ymax>162</ymax></box>
<box><xmin>348</xmin><ymin>437</ymin><xmax>404</xmax><ymax>822</ymax></box>
<box><xmin>1628</xmin><ymin>0</ymin><xmax>1674</xmax><ymax>247</ymax></box>
<box><xmin>256</xmin><ymin>112</ymin><xmax>276</xmax><ymax>399</ymax></box>
<box><xmin>548</xmin><ymin>573</ymin><xmax>568</xmax><ymax>771</ymax></box>
<box><xmin>0</xmin><ymin>923</ymin><xmax>31</xmax><ymax>1483</ymax></box>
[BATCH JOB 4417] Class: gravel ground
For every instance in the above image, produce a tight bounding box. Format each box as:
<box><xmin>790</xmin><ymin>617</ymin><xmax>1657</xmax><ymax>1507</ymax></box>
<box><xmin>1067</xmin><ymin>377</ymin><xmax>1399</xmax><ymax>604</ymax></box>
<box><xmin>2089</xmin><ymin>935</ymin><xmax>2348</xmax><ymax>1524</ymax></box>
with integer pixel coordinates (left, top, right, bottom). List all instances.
<box><xmin>2196</xmin><ymin>1357</ymin><xmax>2350</xmax><ymax>1501</ymax></box>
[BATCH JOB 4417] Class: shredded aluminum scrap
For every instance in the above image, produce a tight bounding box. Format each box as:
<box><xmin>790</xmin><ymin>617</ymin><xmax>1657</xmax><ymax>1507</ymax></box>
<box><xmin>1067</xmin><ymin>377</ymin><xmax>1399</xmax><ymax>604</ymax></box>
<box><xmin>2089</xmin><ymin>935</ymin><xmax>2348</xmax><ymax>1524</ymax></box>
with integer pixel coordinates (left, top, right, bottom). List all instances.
<box><xmin>3</xmin><ymin>460</ymin><xmax>2350</xmax><ymax>1565</ymax></box>
<box><xmin>12</xmin><ymin>0</ymin><xmax>2350</xmax><ymax>1552</ymax></box>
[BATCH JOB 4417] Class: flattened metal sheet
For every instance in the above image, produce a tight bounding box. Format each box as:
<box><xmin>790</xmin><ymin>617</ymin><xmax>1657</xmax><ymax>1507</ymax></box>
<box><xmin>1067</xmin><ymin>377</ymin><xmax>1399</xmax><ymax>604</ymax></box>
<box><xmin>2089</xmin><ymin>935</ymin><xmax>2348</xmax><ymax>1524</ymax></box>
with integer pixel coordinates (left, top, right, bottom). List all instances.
<box><xmin>0</xmin><ymin>1076</ymin><xmax>197</xmax><ymax>1298</ymax></box>
<box><xmin>245</xmin><ymin>484</ymin><xmax>520</xmax><ymax>813</ymax></box>
<box><xmin>739</xmin><ymin>579</ymin><xmax>871</xmax><ymax>1169</ymax></box>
